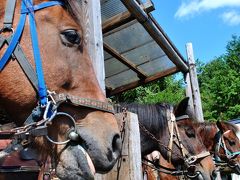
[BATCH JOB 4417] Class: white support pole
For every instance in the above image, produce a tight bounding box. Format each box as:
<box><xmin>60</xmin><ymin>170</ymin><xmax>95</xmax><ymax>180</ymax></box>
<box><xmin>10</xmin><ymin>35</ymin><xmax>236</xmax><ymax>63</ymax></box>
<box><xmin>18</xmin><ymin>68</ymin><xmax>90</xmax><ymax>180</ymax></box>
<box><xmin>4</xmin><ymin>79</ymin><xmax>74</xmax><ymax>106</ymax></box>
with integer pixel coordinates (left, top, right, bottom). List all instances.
<box><xmin>80</xmin><ymin>0</ymin><xmax>106</xmax><ymax>93</ymax></box>
<box><xmin>186</xmin><ymin>43</ymin><xmax>204</xmax><ymax>122</ymax></box>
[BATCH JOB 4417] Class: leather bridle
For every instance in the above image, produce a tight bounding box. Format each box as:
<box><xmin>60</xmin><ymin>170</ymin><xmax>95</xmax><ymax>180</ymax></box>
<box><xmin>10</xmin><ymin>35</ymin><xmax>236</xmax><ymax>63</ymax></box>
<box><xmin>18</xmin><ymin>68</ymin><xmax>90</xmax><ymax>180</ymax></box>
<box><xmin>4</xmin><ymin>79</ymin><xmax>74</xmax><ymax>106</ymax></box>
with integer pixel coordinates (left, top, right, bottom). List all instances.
<box><xmin>139</xmin><ymin>108</ymin><xmax>211</xmax><ymax>179</ymax></box>
<box><xmin>166</xmin><ymin>110</ymin><xmax>211</xmax><ymax>178</ymax></box>
<box><xmin>0</xmin><ymin>0</ymin><xmax>115</xmax><ymax>146</ymax></box>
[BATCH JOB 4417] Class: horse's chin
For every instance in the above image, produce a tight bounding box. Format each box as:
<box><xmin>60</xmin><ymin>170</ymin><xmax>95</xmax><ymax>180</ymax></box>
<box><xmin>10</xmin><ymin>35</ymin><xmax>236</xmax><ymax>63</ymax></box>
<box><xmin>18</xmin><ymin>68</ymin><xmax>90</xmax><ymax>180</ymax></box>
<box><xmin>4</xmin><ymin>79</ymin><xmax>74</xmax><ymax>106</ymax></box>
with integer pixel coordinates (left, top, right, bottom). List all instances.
<box><xmin>56</xmin><ymin>144</ymin><xmax>95</xmax><ymax>180</ymax></box>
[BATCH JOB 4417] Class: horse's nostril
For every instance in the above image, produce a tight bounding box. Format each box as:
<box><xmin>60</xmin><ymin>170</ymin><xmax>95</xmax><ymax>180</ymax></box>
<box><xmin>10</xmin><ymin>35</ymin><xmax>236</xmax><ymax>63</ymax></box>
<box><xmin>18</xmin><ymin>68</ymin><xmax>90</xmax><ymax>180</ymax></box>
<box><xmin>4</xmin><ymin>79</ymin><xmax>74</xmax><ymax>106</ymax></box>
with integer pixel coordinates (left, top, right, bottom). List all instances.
<box><xmin>112</xmin><ymin>134</ymin><xmax>121</xmax><ymax>157</ymax></box>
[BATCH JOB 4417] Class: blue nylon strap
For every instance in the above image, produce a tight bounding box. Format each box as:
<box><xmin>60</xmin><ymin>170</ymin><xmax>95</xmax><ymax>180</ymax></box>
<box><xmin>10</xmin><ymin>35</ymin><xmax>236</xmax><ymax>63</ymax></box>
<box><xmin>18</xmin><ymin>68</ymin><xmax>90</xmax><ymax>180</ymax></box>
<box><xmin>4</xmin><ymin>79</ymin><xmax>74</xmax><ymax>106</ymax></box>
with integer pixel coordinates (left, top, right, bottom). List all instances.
<box><xmin>26</xmin><ymin>0</ymin><xmax>47</xmax><ymax>105</ymax></box>
<box><xmin>21</xmin><ymin>1</ymin><xmax>63</xmax><ymax>13</ymax></box>
<box><xmin>24</xmin><ymin>0</ymin><xmax>62</xmax><ymax>106</ymax></box>
<box><xmin>220</xmin><ymin>137</ymin><xmax>240</xmax><ymax>157</ymax></box>
<box><xmin>0</xmin><ymin>0</ymin><xmax>63</xmax><ymax>106</ymax></box>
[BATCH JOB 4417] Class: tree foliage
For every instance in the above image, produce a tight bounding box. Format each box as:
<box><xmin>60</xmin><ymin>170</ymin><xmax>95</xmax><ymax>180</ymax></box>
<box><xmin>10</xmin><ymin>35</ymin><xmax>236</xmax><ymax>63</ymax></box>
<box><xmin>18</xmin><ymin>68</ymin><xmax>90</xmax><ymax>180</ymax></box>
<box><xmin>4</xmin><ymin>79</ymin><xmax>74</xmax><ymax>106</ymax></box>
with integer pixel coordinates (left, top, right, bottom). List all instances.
<box><xmin>198</xmin><ymin>35</ymin><xmax>240</xmax><ymax>121</ymax></box>
<box><xmin>112</xmin><ymin>75</ymin><xmax>185</xmax><ymax>105</ymax></box>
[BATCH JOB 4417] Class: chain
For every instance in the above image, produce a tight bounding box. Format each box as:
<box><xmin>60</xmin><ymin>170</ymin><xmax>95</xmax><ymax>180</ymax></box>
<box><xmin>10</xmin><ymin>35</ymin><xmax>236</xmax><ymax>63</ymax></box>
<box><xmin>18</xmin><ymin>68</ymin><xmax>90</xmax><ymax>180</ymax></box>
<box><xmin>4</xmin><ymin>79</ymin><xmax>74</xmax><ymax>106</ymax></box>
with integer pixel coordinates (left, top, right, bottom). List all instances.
<box><xmin>116</xmin><ymin>108</ymin><xmax>127</xmax><ymax>180</ymax></box>
<box><xmin>138</xmin><ymin>121</ymin><xmax>183</xmax><ymax>160</ymax></box>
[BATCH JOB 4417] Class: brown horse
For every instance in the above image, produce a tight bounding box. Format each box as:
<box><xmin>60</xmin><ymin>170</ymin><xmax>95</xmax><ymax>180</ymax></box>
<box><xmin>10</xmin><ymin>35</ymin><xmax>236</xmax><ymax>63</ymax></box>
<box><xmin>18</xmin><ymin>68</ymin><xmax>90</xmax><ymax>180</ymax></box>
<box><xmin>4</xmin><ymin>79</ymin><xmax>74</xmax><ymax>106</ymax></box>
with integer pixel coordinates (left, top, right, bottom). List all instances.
<box><xmin>156</xmin><ymin>98</ymin><xmax>240</xmax><ymax>179</ymax></box>
<box><xmin>175</xmin><ymin>98</ymin><xmax>240</xmax><ymax>175</ymax></box>
<box><xmin>116</xmin><ymin>98</ymin><xmax>216</xmax><ymax>180</ymax></box>
<box><xmin>0</xmin><ymin>0</ymin><xmax>120</xmax><ymax>179</ymax></box>
<box><xmin>155</xmin><ymin>121</ymin><xmax>240</xmax><ymax>179</ymax></box>
<box><xmin>193</xmin><ymin>121</ymin><xmax>240</xmax><ymax>175</ymax></box>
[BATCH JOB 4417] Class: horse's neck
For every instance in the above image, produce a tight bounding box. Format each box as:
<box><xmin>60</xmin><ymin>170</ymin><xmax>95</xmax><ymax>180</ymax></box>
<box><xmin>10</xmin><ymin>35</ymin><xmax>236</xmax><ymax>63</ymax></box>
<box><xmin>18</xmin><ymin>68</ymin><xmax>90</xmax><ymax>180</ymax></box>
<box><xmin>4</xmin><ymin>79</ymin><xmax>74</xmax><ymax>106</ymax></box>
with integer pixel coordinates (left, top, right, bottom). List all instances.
<box><xmin>140</xmin><ymin>118</ymin><xmax>169</xmax><ymax>157</ymax></box>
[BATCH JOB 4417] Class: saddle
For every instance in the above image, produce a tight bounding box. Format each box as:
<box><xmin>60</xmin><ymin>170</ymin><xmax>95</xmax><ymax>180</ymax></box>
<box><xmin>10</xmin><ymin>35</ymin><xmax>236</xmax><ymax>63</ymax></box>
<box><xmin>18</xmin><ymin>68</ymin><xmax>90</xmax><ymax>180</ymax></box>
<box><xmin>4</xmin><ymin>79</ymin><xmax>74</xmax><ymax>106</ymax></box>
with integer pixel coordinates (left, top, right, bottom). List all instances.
<box><xmin>0</xmin><ymin>123</ymin><xmax>40</xmax><ymax>172</ymax></box>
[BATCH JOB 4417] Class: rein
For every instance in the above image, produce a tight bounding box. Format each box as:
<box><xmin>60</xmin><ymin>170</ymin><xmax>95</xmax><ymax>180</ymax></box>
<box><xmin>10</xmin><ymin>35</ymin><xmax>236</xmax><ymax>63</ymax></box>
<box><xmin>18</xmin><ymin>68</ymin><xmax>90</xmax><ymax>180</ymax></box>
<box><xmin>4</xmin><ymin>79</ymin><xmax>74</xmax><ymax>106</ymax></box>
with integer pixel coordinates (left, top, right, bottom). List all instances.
<box><xmin>0</xmin><ymin>0</ymin><xmax>114</xmax><ymax>150</ymax></box>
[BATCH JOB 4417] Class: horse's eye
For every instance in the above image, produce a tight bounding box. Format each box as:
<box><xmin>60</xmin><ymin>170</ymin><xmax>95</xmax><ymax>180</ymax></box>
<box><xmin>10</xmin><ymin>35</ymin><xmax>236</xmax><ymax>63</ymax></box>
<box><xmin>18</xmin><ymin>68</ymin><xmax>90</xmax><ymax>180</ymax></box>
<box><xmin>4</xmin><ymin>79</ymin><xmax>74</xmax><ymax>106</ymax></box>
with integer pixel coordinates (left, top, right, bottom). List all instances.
<box><xmin>60</xmin><ymin>30</ymin><xmax>81</xmax><ymax>46</ymax></box>
<box><xmin>184</xmin><ymin>127</ymin><xmax>196</xmax><ymax>138</ymax></box>
<box><xmin>228</xmin><ymin>139</ymin><xmax>236</xmax><ymax>146</ymax></box>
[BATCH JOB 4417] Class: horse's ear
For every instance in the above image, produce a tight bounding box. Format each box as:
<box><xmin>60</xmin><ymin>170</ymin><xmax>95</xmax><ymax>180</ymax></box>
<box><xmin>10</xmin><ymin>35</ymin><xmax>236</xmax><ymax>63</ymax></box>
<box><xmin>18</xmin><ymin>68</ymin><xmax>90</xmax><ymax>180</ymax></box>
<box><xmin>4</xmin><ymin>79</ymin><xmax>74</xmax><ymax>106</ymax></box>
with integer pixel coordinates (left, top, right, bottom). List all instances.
<box><xmin>216</xmin><ymin>121</ymin><xmax>228</xmax><ymax>133</ymax></box>
<box><xmin>174</xmin><ymin>97</ymin><xmax>190</xmax><ymax>117</ymax></box>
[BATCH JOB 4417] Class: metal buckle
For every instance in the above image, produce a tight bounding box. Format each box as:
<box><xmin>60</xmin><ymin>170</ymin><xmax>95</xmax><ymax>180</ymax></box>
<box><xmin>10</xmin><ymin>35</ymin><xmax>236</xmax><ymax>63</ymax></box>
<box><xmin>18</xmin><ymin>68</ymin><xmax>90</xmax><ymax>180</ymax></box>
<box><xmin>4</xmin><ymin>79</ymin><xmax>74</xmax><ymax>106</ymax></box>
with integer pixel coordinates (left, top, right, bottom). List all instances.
<box><xmin>186</xmin><ymin>156</ymin><xmax>197</xmax><ymax>165</ymax></box>
<box><xmin>43</xmin><ymin>101</ymin><xmax>57</xmax><ymax>121</ymax></box>
<box><xmin>0</xmin><ymin>27</ymin><xmax>14</xmax><ymax>34</ymax></box>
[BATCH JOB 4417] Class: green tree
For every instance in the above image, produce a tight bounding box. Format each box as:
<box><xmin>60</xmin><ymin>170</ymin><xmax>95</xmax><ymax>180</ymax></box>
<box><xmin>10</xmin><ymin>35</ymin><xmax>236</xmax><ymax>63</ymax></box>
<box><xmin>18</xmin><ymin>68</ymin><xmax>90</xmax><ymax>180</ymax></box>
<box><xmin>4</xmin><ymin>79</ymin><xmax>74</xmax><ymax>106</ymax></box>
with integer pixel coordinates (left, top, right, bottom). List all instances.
<box><xmin>198</xmin><ymin>35</ymin><xmax>240</xmax><ymax>121</ymax></box>
<box><xmin>112</xmin><ymin>75</ymin><xmax>185</xmax><ymax>105</ymax></box>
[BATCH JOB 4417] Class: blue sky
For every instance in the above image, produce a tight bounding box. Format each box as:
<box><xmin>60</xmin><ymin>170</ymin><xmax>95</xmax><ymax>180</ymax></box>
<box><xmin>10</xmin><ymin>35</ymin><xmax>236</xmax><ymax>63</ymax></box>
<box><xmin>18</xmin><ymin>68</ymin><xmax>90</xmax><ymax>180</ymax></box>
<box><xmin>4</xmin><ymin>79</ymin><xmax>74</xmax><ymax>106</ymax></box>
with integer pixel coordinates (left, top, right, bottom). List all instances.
<box><xmin>151</xmin><ymin>0</ymin><xmax>240</xmax><ymax>63</ymax></box>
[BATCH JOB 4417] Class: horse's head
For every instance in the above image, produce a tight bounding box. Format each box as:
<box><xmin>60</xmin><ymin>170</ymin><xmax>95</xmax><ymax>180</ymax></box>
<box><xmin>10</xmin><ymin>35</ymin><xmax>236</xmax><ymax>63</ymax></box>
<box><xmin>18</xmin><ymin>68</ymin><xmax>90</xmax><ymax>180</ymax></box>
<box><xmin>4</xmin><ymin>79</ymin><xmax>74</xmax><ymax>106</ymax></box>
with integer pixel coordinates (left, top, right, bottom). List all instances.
<box><xmin>173</xmin><ymin>97</ymin><xmax>216</xmax><ymax>180</ymax></box>
<box><xmin>0</xmin><ymin>0</ymin><xmax>120</xmax><ymax>179</ymax></box>
<box><xmin>215</xmin><ymin>121</ymin><xmax>240</xmax><ymax>174</ymax></box>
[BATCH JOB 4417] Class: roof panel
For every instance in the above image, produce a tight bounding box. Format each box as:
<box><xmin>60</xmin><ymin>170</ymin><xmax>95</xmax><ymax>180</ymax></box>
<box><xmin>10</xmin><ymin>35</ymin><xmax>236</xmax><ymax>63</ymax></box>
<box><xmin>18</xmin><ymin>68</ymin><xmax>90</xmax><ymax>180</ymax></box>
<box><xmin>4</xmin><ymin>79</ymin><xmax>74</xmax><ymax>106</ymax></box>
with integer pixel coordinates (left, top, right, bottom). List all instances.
<box><xmin>121</xmin><ymin>40</ymin><xmax>165</xmax><ymax>65</ymax></box>
<box><xmin>101</xmin><ymin>0</ymin><xmax>188</xmax><ymax>95</ymax></box>
<box><xmin>106</xmin><ymin>70</ymin><xmax>139</xmax><ymax>89</ymax></box>
<box><xmin>139</xmin><ymin>55</ymin><xmax>175</xmax><ymax>76</ymax></box>
<box><xmin>105</xmin><ymin>57</ymin><xmax>129</xmax><ymax>78</ymax></box>
<box><xmin>101</xmin><ymin>0</ymin><xmax>127</xmax><ymax>23</ymax></box>
<box><xmin>104</xmin><ymin>21</ymin><xmax>152</xmax><ymax>54</ymax></box>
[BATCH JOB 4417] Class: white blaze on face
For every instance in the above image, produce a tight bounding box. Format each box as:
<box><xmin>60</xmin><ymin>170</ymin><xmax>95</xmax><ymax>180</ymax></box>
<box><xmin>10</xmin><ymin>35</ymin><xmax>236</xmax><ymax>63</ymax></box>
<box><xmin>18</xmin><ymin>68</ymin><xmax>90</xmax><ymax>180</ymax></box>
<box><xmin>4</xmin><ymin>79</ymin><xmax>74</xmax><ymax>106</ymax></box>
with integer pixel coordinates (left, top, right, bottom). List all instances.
<box><xmin>223</xmin><ymin>130</ymin><xmax>231</xmax><ymax>136</ymax></box>
<box><xmin>235</xmin><ymin>124</ymin><xmax>240</xmax><ymax>141</ymax></box>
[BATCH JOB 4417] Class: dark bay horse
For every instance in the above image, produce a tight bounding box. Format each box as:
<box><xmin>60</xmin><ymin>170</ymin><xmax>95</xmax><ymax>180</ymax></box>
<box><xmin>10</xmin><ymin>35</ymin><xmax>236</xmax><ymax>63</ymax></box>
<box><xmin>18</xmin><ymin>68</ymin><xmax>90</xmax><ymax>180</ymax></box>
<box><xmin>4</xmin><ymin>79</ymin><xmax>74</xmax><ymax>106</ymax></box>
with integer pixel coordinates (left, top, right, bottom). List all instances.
<box><xmin>175</xmin><ymin>97</ymin><xmax>240</xmax><ymax>175</ymax></box>
<box><xmin>116</xmin><ymin>98</ymin><xmax>216</xmax><ymax>180</ymax></box>
<box><xmin>154</xmin><ymin>122</ymin><xmax>240</xmax><ymax>180</ymax></box>
<box><xmin>155</xmin><ymin>98</ymin><xmax>240</xmax><ymax>179</ymax></box>
<box><xmin>192</xmin><ymin>121</ymin><xmax>240</xmax><ymax>175</ymax></box>
<box><xmin>0</xmin><ymin>0</ymin><xmax>120</xmax><ymax>179</ymax></box>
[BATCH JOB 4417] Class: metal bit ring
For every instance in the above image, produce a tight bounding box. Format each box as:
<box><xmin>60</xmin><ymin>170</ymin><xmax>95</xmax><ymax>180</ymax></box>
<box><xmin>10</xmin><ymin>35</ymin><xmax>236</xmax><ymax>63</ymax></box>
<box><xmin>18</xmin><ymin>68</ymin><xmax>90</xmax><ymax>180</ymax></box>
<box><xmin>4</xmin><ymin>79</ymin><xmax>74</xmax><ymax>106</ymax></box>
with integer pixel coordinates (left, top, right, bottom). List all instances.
<box><xmin>45</xmin><ymin>112</ymin><xmax>77</xmax><ymax>145</ymax></box>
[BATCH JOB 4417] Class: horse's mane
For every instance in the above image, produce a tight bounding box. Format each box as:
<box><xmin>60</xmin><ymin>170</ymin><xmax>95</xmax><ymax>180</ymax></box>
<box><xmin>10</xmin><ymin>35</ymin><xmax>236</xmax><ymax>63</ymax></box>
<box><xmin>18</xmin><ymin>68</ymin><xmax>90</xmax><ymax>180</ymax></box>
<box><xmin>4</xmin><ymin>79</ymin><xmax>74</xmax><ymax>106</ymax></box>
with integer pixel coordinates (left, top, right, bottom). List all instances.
<box><xmin>115</xmin><ymin>103</ymin><xmax>173</xmax><ymax>135</ymax></box>
<box><xmin>192</xmin><ymin>121</ymin><xmax>239</xmax><ymax>134</ymax></box>
<box><xmin>222</xmin><ymin>121</ymin><xmax>239</xmax><ymax>134</ymax></box>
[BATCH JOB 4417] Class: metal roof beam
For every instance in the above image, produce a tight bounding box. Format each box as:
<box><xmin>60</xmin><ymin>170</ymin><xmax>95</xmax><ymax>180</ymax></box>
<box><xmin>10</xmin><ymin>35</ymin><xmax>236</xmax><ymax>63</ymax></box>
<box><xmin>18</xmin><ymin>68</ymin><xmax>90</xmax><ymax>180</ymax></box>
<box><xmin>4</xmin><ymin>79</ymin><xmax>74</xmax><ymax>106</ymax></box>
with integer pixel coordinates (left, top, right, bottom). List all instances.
<box><xmin>103</xmin><ymin>42</ymin><xmax>148</xmax><ymax>79</ymax></box>
<box><xmin>120</xmin><ymin>0</ymin><xmax>189</xmax><ymax>73</ymax></box>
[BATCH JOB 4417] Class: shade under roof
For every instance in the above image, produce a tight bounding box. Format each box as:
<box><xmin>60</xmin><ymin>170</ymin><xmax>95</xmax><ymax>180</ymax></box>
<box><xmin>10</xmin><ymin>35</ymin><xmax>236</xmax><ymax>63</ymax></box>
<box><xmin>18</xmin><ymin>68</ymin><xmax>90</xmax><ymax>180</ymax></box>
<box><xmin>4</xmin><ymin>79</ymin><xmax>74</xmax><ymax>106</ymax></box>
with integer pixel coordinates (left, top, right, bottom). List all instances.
<box><xmin>101</xmin><ymin>0</ymin><xmax>188</xmax><ymax>96</ymax></box>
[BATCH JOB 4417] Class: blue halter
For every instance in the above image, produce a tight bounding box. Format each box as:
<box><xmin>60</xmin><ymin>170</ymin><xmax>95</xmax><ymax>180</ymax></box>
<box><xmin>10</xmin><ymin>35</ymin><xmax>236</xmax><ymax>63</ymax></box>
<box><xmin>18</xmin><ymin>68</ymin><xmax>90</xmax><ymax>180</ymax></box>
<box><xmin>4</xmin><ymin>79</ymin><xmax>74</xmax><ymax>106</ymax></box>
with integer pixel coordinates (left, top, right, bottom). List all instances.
<box><xmin>215</xmin><ymin>130</ymin><xmax>240</xmax><ymax>161</ymax></box>
<box><xmin>0</xmin><ymin>0</ymin><xmax>63</xmax><ymax>106</ymax></box>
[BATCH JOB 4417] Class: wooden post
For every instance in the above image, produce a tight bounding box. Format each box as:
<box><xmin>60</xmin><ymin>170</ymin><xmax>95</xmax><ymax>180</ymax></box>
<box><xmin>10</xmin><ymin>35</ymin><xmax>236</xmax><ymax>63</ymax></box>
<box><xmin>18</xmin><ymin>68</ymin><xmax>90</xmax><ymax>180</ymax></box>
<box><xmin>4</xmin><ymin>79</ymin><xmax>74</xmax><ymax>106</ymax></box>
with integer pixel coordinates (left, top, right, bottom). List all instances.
<box><xmin>95</xmin><ymin>112</ymin><xmax>143</xmax><ymax>180</ymax></box>
<box><xmin>79</xmin><ymin>0</ymin><xmax>106</xmax><ymax>92</ymax></box>
<box><xmin>185</xmin><ymin>73</ymin><xmax>194</xmax><ymax>118</ymax></box>
<box><xmin>186</xmin><ymin>43</ymin><xmax>204</xmax><ymax>122</ymax></box>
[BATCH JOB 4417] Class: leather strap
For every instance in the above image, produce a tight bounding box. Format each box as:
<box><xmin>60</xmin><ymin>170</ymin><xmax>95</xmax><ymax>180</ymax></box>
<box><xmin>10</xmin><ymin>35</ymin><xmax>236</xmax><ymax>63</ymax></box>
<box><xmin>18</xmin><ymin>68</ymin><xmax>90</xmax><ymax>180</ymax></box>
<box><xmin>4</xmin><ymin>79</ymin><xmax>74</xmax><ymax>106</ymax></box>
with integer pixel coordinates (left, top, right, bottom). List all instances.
<box><xmin>176</xmin><ymin>115</ymin><xmax>189</xmax><ymax>121</ymax></box>
<box><xmin>0</xmin><ymin>35</ymin><xmax>5</xmax><ymax>48</ymax></box>
<box><xmin>3</xmin><ymin>0</ymin><xmax>16</xmax><ymax>29</ymax></box>
<box><xmin>53</xmin><ymin>93</ymin><xmax>115</xmax><ymax>114</ymax></box>
<box><xmin>0</xmin><ymin>7</ymin><xmax>27</xmax><ymax>70</ymax></box>
<box><xmin>5</xmin><ymin>36</ymin><xmax>38</xmax><ymax>91</ymax></box>
<box><xmin>167</xmin><ymin>110</ymin><xmax>175</xmax><ymax>162</ymax></box>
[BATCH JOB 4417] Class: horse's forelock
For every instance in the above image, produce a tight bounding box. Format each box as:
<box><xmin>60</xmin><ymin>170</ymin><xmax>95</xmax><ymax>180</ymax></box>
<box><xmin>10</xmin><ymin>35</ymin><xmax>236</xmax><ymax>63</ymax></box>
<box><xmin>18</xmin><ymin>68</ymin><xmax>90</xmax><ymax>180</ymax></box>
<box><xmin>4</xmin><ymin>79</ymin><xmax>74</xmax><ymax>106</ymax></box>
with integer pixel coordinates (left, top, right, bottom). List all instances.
<box><xmin>62</xmin><ymin>0</ymin><xmax>87</xmax><ymax>44</ymax></box>
<box><xmin>224</xmin><ymin>122</ymin><xmax>240</xmax><ymax>135</ymax></box>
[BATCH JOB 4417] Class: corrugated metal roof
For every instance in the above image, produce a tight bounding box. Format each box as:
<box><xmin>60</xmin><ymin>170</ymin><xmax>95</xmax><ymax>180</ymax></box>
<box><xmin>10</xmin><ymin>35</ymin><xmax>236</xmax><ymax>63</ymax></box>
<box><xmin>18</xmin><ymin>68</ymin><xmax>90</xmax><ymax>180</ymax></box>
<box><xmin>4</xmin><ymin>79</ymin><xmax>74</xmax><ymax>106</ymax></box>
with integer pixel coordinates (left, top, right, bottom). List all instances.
<box><xmin>101</xmin><ymin>0</ymin><xmax>188</xmax><ymax>96</ymax></box>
